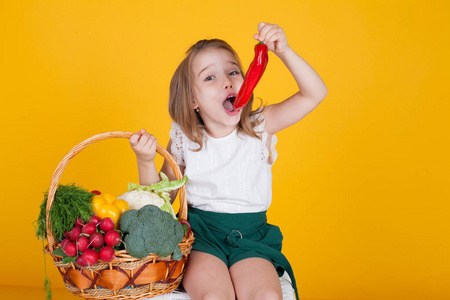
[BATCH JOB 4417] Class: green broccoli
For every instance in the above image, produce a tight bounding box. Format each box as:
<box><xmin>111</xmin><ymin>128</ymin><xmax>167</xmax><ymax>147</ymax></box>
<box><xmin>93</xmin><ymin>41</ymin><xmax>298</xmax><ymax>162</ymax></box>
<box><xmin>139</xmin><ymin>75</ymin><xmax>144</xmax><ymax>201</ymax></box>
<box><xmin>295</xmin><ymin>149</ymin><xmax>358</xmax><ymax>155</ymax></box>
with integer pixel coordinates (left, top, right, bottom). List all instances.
<box><xmin>119</xmin><ymin>205</ymin><xmax>184</xmax><ymax>260</ymax></box>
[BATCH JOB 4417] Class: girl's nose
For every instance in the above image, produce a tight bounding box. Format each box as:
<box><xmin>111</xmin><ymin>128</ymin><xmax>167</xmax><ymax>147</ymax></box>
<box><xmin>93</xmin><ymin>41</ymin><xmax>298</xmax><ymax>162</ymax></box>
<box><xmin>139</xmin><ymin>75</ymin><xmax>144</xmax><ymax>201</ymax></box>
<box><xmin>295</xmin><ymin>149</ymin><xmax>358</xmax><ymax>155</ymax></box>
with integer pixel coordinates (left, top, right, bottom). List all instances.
<box><xmin>224</xmin><ymin>79</ymin><xmax>233</xmax><ymax>89</ymax></box>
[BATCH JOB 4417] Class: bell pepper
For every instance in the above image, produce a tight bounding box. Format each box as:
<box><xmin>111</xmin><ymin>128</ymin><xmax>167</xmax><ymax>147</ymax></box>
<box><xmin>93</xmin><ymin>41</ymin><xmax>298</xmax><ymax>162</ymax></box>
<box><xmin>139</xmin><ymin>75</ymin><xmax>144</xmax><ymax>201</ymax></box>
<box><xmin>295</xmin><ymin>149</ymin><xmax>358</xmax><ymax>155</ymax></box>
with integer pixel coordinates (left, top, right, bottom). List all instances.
<box><xmin>91</xmin><ymin>193</ymin><xmax>129</xmax><ymax>228</ymax></box>
<box><xmin>234</xmin><ymin>42</ymin><xmax>269</xmax><ymax>110</ymax></box>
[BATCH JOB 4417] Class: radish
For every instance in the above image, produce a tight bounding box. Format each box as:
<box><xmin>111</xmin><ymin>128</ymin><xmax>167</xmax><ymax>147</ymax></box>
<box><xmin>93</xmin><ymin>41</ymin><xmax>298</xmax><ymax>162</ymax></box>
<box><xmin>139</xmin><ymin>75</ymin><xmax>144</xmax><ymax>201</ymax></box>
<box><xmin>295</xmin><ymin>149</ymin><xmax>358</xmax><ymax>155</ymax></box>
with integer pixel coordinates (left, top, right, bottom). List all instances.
<box><xmin>81</xmin><ymin>222</ymin><xmax>96</xmax><ymax>235</ymax></box>
<box><xmin>76</xmin><ymin>255</ymin><xmax>88</xmax><ymax>267</ymax></box>
<box><xmin>89</xmin><ymin>232</ymin><xmax>104</xmax><ymax>248</ymax></box>
<box><xmin>62</xmin><ymin>241</ymin><xmax>77</xmax><ymax>257</ymax></box>
<box><xmin>81</xmin><ymin>249</ymin><xmax>99</xmax><ymax>266</ymax></box>
<box><xmin>76</xmin><ymin>236</ymin><xmax>89</xmax><ymax>252</ymax></box>
<box><xmin>104</xmin><ymin>230</ymin><xmax>121</xmax><ymax>247</ymax></box>
<box><xmin>179</xmin><ymin>220</ymin><xmax>192</xmax><ymax>237</ymax></box>
<box><xmin>90</xmin><ymin>215</ymin><xmax>101</xmax><ymax>226</ymax></box>
<box><xmin>74</xmin><ymin>217</ymin><xmax>85</xmax><ymax>227</ymax></box>
<box><xmin>99</xmin><ymin>218</ymin><xmax>115</xmax><ymax>232</ymax></box>
<box><xmin>99</xmin><ymin>246</ymin><xmax>115</xmax><ymax>262</ymax></box>
<box><xmin>68</xmin><ymin>226</ymin><xmax>82</xmax><ymax>242</ymax></box>
<box><xmin>60</xmin><ymin>238</ymin><xmax>70</xmax><ymax>249</ymax></box>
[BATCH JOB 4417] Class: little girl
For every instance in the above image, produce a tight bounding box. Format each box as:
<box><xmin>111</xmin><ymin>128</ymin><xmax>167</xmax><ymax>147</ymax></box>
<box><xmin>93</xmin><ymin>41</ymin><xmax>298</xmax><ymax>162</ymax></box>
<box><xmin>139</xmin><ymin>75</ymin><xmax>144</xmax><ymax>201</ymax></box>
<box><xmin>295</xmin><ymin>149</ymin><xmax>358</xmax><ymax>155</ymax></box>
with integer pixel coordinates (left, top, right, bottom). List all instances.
<box><xmin>130</xmin><ymin>22</ymin><xmax>327</xmax><ymax>300</ymax></box>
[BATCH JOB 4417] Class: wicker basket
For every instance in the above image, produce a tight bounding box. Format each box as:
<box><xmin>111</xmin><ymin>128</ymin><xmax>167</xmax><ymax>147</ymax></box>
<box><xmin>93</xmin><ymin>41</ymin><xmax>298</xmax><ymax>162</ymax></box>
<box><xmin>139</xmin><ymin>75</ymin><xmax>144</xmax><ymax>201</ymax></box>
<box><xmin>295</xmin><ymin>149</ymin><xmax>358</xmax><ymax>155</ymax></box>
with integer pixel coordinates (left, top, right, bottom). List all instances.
<box><xmin>44</xmin><ymin>131</ymin><xmax>194</xmax><ymax>299</ymax></box>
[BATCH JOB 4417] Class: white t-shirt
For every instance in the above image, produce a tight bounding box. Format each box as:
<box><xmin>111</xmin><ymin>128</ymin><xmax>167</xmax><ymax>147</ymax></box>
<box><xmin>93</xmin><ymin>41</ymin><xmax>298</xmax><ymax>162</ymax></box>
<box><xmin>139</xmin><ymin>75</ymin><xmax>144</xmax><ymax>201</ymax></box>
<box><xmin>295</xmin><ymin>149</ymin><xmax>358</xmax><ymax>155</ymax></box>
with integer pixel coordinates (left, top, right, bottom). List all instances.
<box><xmin>170</xmin><ymin>114</ymin><xmax>278</xmax><ymax>213</ymax></box>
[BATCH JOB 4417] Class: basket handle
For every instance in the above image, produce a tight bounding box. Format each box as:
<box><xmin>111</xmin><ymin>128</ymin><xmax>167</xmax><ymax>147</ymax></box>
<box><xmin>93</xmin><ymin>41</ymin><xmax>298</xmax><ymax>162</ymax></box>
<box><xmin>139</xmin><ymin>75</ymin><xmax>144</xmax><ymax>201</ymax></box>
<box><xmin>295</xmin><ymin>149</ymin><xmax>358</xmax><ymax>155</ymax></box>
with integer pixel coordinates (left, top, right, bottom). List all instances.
<box><xmin>45</xmin><ymin>131</ymin><xmax>187</xmax><ymax>251</ymax></box>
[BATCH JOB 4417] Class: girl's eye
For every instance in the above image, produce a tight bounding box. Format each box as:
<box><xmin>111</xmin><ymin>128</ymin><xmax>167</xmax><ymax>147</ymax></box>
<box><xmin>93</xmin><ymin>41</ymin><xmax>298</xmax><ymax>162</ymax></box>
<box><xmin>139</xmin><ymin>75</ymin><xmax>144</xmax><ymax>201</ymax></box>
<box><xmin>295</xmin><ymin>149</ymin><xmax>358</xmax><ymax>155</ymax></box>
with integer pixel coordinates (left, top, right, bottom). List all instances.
<box><xmin>229</xmin><ymin>71</ymin><xmax>240</xmax><ymax>76</ymax></box>
<box><xmin>205</xmin><ymin>75</ymin><xmax>215</xmax><ymax>81</ymax></box>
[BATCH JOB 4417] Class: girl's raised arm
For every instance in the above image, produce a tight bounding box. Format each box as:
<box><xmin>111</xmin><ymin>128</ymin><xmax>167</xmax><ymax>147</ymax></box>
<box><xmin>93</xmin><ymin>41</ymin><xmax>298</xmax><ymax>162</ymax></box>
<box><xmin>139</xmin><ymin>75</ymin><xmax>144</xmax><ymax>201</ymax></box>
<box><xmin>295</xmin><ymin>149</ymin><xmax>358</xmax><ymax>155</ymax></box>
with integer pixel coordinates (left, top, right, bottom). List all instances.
<box><xmin>255</xmin><ymin>23</ymin><xmax>328</xmax><ymax>134</ymax></box>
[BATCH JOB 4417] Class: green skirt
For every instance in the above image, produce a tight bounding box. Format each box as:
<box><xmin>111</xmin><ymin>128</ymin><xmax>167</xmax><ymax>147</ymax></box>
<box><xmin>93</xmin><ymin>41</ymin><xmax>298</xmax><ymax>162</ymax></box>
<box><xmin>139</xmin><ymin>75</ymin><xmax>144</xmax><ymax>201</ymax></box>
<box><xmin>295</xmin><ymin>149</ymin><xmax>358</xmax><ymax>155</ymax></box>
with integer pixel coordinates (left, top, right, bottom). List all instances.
<box><xmin>187</xmin><ymin>206</ymin><xmax>298</xmax><ymax>299</ymax></box>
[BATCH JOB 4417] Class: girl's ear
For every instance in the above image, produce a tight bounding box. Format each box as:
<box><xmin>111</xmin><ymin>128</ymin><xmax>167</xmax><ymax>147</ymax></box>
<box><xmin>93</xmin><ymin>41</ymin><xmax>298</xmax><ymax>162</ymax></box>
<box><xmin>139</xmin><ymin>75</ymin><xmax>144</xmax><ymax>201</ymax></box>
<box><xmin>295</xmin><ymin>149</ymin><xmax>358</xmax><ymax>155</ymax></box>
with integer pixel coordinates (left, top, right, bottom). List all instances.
<box><xmin>192</xmin><ymin>102</ymin><xmax>200</xmax><ymax>113</ymax></box>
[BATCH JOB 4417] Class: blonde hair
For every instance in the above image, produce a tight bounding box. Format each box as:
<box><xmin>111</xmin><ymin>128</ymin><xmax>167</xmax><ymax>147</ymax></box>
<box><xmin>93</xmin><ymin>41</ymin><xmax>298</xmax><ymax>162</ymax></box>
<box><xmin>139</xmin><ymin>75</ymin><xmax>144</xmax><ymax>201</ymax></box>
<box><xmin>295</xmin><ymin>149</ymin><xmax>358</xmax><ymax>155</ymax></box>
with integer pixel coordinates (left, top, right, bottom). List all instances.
<box><xmin>168</xmin><ymin>39</ymin><xmax>264</xmax><ymax>151</ymax></box>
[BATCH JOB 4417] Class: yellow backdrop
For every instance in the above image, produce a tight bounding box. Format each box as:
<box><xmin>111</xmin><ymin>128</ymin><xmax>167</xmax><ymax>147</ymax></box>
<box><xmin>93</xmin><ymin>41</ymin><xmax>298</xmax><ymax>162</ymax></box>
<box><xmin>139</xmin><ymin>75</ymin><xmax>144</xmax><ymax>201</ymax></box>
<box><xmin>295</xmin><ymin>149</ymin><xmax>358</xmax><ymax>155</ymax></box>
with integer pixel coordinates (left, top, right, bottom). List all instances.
<box><xmin>1</xmin><ymin>0</ymin><xmax>449</xmax><ymax>299</ymax></box>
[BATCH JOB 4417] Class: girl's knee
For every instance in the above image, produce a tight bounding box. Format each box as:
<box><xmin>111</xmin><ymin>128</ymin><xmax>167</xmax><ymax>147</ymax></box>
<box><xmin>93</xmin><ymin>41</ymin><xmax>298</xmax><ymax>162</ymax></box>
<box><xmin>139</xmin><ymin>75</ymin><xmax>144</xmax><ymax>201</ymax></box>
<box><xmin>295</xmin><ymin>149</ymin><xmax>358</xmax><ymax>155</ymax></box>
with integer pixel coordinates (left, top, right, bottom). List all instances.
<box><xmin>253</xmin><ymin>289</ymin><xmax>282</xmax><ymax>300</ymax></box>
<box><xmin>184</xmin><ymin>282</ymin><xmax>235</xmax><ymax>300</ymax></box>
<box><xmin>199</xmin><ymin>291</ymin><xmax>235</xmax><ymax>300</ymax></box>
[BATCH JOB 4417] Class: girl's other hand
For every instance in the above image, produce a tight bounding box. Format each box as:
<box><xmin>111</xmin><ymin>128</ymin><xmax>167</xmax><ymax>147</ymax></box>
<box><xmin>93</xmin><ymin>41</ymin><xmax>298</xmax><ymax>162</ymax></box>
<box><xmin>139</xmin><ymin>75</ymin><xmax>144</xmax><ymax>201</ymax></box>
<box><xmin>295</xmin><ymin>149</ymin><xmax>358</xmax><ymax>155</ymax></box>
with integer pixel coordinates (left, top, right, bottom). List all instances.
<box><xmin>254</xmin><ymin>22</ymin><xmax>289</xmax><ymax>54</ymax></box>
<box><xmin>129</xmin><ymin>129</ymin><xmax>157</xmax><ymax>163</ymax></box>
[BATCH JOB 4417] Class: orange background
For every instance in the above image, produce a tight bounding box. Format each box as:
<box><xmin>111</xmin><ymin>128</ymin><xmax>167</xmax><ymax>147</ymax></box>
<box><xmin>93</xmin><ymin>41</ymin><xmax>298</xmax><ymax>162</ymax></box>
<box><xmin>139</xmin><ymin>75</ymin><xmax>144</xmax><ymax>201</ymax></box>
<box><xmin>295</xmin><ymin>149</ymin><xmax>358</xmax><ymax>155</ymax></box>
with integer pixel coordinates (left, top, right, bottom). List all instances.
<box><xmin>1</xmin><ymin>0</ymin><xmax>449</xmax><ymax>299</ymax></box>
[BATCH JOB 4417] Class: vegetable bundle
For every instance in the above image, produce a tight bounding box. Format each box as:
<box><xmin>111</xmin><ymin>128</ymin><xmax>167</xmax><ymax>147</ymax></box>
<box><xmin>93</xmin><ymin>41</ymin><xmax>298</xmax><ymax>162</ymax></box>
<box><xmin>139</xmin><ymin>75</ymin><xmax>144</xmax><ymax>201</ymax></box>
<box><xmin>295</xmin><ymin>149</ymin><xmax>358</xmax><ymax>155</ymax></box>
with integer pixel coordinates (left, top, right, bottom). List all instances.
<box><xmin>35</xmin><ymin>131</ymin><xmax>194</xmax><ymax>300</ymax></box>
<box><xmin>35</xmin><ymin>183</ymin><xmax>93</xmax><ymax>241</ymax></box>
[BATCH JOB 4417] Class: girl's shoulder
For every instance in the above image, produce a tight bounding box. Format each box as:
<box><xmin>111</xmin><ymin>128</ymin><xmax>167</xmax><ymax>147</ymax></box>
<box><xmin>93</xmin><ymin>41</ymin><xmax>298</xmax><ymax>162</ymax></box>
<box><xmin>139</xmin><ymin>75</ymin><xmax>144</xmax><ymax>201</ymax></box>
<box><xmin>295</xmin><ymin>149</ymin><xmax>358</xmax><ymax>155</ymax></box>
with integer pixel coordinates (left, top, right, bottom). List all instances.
<box><xmin>169</xmin><ymin>122</ymin><xmax>186</xmax><ymax>166</ymax></box>
<box><xmin>250</xmin><ymin>111</ymin><xmax>267</xmax><ymax>134</ymax></box>
<box><xmin>250</xmin><ymin>111</ymin><xmax>278</xmax><ymax>164</ymax></box>
<box><xmin>170</xmin><ymin>121</ymin><xmax>184</xmax><ymax>135</ymax></box>
<box><xmin>169</xmin><ymin>122</ymin><xmax>185</xmax><ymax>147</ymax></box>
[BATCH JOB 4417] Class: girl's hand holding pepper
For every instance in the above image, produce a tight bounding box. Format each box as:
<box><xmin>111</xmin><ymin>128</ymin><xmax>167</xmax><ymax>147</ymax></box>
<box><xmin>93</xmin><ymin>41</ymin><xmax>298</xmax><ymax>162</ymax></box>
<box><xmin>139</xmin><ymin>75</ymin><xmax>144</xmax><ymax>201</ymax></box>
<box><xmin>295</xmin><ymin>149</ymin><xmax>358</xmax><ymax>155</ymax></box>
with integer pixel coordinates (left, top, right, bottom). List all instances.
<box><xmin>253</xmin><ymin>22</ymin><xmax>328</xmax><ymax>135</ymax></box>
<box><xmin>234</xmin><ymin>22</ymin><xmax>285</xmax><ymax>110</ymax></box>
<box><xmin>254</xmin><ymin>22</ymin><xmax>289</xmax><ymax>55</ymax></box>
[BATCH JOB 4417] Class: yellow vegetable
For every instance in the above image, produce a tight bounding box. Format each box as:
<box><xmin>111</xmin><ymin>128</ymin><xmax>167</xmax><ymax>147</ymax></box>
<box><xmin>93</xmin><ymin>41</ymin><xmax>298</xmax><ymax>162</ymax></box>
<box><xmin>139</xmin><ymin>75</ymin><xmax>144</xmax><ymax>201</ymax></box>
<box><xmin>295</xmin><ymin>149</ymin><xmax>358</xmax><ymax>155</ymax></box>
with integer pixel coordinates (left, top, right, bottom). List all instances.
<box><xmin>91</xmin><ymin>193</ymin><xmax>129</xmax><ymax>228</ymax></box>
<box><xmin>114</xmin><ymin>199</ymin><xmax>130</xmax><ymax>214</ymax></box>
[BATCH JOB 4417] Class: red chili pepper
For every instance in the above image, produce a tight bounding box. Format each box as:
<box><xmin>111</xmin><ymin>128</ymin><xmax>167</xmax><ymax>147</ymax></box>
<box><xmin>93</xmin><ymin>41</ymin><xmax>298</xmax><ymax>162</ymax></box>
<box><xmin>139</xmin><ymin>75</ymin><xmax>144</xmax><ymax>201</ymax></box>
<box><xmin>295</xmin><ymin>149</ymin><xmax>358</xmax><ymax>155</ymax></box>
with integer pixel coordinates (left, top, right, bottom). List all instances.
<box><xmin>234</xmin><ymin>42</ymin><xmax>269</xmax><ymax>110</ymax></box>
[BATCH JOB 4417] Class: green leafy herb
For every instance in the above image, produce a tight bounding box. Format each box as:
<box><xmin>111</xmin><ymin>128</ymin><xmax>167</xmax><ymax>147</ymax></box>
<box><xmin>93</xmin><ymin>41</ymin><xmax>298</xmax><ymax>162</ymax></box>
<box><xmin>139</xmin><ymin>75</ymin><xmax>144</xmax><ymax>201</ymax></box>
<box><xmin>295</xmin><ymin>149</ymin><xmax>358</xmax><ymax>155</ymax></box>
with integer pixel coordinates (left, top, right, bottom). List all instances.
<box><xmin>62</xmin><ymin>256</ymin><xmax>77</xmax><ymax>264</ymax></box>
<box><xmin>35</xmin><ymin>183</ymin><xmax>93</xmax><ymax>241</ymax></box>
<box><xmin>52</xmin><ymin>246</ymin><xmax>65</xmax><ymax>257</ymax></box>
<box><xmin>34</xmin><ymin>230</ymin><xmax>52</xmax><ymax>300</ymax></box>
<box><xmin>43</xmin><ymin>276</ymin><xmax>52</xmax><ymax>300</ymax></box>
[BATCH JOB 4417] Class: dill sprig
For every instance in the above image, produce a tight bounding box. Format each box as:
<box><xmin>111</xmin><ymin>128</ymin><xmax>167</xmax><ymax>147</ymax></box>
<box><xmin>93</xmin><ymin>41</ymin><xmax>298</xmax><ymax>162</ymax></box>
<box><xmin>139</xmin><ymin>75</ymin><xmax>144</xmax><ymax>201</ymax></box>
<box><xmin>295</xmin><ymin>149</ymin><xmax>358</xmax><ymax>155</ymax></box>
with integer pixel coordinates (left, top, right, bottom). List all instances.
<box><xmin>35</xmin><ymin>183</ymin><xmax>93</xmax><ymax>241</ymax></box>
<box><xmin>42</xmin><ymin>235</ymin><xmax>52</xmax><ymax>300</ymax></box>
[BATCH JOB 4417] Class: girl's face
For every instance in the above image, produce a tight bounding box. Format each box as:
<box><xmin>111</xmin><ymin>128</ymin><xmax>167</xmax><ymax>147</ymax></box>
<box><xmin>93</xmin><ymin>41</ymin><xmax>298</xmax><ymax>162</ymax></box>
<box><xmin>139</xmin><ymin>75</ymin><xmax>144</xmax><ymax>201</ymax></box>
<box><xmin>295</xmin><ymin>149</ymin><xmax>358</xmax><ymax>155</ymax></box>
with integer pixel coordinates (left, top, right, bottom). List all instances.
<box><xmin>191</xmin><ymin>47</ymin><xmax>244</xmax><ymax>137</ymax></box>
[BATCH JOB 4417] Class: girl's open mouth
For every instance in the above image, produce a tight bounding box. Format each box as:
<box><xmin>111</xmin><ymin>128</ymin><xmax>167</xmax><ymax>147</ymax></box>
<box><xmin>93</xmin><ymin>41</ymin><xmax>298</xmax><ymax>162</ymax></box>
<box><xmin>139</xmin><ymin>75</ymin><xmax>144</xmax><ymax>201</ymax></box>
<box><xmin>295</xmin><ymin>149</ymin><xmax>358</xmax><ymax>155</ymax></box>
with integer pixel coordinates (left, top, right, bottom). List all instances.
<box><xmin>223</xmin><ymin>95</ymin><xmax>237</xmax><ymax>113</ymax></box>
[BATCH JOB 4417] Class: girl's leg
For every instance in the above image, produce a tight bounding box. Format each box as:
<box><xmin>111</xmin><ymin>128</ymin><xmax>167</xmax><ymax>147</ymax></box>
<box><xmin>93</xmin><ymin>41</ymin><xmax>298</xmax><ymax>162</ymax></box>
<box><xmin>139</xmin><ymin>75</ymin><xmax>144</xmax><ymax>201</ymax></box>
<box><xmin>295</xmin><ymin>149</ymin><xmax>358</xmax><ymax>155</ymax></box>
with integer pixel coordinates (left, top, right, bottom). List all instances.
<box><xmin>230</xmin><ymin>257</ymin><xmax>282</xmax><ymax>300</ymax></box>
<box><xmin>182</xmin><ymin>250</ymin><xmax>235</xmax><ymax>300</ymax></box>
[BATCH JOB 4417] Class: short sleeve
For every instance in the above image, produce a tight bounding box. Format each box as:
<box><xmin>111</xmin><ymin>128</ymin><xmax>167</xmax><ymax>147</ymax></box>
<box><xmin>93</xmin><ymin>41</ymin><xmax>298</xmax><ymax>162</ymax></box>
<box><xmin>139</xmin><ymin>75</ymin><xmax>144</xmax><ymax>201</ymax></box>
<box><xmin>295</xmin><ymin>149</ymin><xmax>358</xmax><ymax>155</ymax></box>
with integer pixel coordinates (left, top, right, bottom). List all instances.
<box><xmin>253</xmin><ymin>113</ymin><xmax>278</xmax><ymax>164</ymax></box>
<box><xmin>169</xmin><ymin>122</ymin><xmax>186</xmax><ymax>166</ymax></box>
